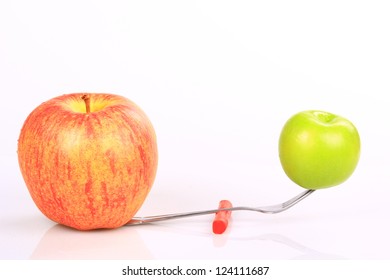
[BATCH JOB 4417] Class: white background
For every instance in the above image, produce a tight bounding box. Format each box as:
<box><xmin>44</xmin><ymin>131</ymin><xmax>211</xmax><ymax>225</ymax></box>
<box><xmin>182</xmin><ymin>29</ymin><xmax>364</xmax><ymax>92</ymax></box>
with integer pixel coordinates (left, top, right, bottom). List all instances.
<box><xmin>1</xmin><ymin>0</ymin><xmax>390</xmax><ymax>260</ymax></box>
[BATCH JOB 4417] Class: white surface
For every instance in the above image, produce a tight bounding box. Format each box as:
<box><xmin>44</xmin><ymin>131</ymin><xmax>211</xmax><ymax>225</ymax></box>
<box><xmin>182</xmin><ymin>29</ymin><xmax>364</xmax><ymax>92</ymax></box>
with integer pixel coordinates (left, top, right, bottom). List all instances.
<box><xmin>1</xmin><ymin>0</ymin><xmax>390</xmax><ymax>260</ymax></box>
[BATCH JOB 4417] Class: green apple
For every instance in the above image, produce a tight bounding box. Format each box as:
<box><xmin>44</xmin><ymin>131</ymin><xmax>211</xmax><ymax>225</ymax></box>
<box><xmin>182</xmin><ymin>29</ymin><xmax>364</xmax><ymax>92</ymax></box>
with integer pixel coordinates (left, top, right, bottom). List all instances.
<box><xmin>279</xmin><ymin>110</ymin><xmax>360</xmax><ymax>190</ymax></box>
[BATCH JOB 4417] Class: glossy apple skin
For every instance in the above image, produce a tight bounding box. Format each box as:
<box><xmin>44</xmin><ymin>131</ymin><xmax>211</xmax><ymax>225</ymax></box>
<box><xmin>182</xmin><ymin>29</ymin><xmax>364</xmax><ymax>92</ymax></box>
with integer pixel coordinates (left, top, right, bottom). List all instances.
<box><xmin>279</xmin><ymin>110</ymin><xmax>360</xmax><ymax>190</ymax></box>
<box><xmin>18</xmin><ymin>93</ymin><xmax>158</xmax><ymax>230</ymax></box>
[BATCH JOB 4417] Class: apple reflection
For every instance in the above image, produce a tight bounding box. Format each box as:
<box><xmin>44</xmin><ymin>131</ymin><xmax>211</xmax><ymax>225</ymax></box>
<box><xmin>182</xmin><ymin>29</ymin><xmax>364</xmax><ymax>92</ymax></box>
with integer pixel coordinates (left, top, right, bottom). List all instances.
<box><xmin>30</xmin><ymin>224</ymin><xmax>153</xmax><ymax>259</ymax></box>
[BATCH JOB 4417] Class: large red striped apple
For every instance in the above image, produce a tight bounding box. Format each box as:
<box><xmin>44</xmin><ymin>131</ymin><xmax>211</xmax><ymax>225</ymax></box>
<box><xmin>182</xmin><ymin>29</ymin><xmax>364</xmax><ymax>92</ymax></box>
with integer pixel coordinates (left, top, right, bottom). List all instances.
<box><xmin>17</xmin><ymin>93</ymin><xmax>158</xmax><ymax>230</ymax></box>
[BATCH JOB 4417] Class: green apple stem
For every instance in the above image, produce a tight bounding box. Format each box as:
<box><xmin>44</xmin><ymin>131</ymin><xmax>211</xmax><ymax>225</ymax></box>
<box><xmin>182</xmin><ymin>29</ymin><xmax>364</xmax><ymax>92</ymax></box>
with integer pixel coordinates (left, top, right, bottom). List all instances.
<box><xmin>82</xmin><ymin>94</ymin><xmax>91</xmax><ymax>113</ymax></box>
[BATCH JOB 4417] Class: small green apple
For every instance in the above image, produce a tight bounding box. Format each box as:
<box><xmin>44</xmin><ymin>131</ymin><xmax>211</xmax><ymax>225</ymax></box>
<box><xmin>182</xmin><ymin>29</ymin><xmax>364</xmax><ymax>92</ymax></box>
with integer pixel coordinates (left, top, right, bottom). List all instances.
<box><xmin>279</xmin><ymin>110</ymin><xmax>360</xmax><ymax>190</ymax></box>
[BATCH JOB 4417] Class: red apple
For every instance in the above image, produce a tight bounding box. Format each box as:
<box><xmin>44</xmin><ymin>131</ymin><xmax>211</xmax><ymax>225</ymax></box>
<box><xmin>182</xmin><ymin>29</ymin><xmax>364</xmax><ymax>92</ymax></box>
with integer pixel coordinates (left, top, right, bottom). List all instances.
<box><xmin>17</xmin><ymin>93</ymin><xmax>158</xmax><ymax>230</ymax></box>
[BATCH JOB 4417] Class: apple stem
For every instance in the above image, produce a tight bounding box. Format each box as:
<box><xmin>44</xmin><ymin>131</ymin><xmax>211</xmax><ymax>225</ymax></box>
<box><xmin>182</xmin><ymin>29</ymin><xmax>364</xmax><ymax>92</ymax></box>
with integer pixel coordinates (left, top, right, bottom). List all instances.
<box><xmin>82</xmin><ymin>94</ymin><xmax>91</xmax><ymax>113</ymax></box>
